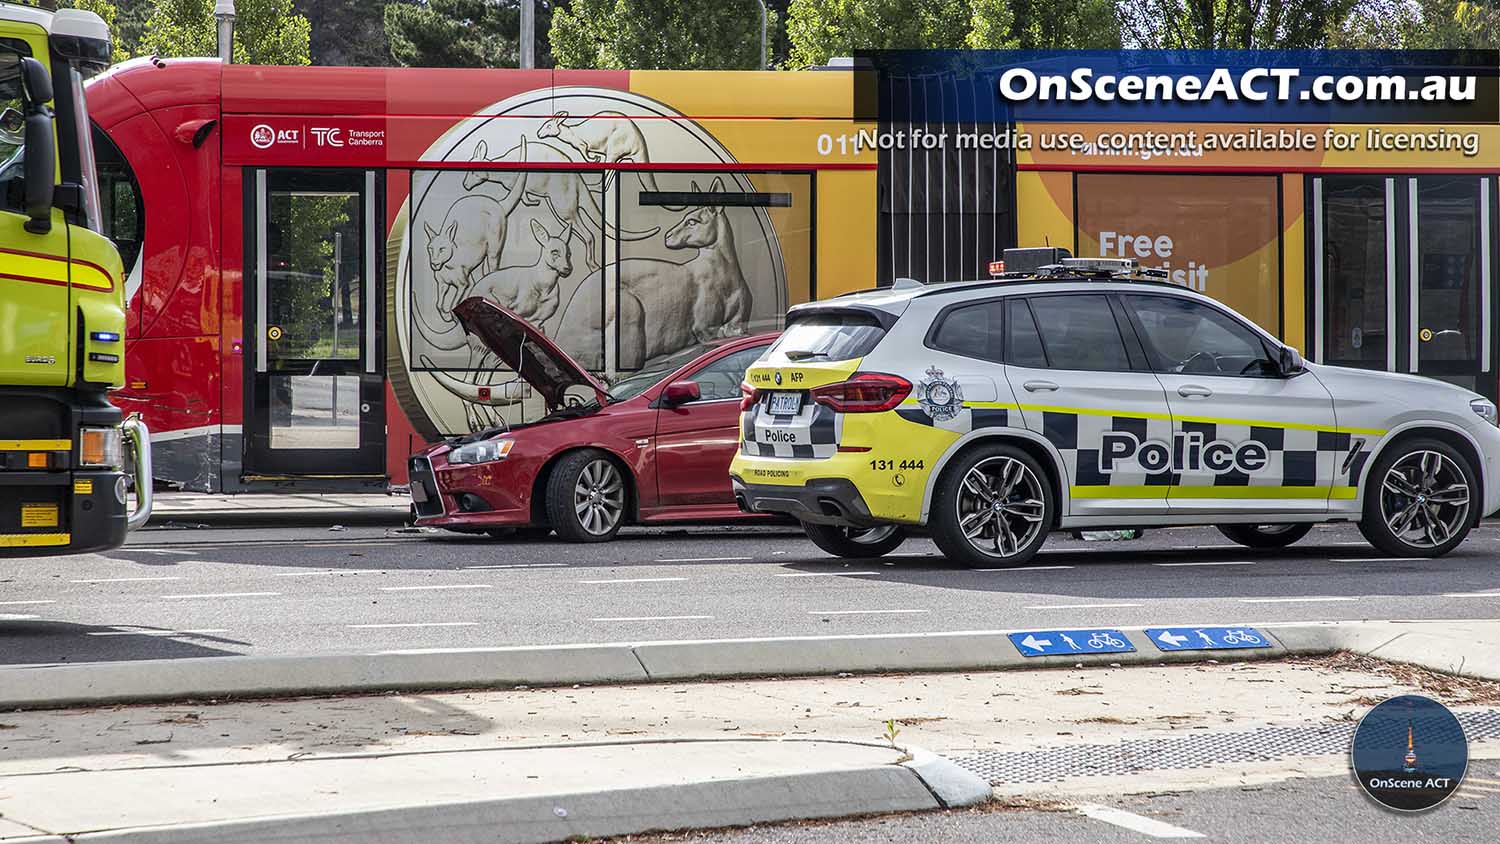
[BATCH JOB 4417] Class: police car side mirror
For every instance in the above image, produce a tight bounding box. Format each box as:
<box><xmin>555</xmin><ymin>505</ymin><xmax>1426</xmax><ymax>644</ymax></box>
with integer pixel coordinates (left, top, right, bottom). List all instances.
<box><xmin>1278</xmin><ymin>345</ymin><xmax>1305</xmax><ymax>377</ymax></box>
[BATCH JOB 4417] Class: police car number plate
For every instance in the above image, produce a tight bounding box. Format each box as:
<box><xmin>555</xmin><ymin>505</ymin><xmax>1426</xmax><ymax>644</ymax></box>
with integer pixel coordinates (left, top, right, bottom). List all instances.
<box><xmin>767</xmin><ymin>392</ymin><xmax>802</xmax><ymax>415</ymax></box>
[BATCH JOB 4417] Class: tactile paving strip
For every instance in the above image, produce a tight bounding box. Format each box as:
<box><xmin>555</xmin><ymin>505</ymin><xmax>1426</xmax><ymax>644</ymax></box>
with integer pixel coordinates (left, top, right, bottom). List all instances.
<box><xmin>953</xmin><ymin>709</ymin><xmax>1500</xmax><ymax>785</ymax></box>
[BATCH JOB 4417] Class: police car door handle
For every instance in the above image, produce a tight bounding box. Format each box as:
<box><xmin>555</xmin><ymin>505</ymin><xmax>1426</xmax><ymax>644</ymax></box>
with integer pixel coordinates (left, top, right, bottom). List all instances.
<box><xmin>1022</xmin><ymin>380</ymin><xmax>1059</xmax><ymax>393</ymax></box>
<box><xmin>1177</xmin><ymin>384</ymin><xmax>1213</xmax><ymax>398</ymax></box>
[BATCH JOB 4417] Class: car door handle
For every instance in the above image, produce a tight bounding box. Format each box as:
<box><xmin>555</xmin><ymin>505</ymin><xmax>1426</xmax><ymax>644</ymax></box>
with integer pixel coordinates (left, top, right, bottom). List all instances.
<box><xmin>1177</xmin><ymin>384</ymin><xmax>1213</xmax><ymax>398</ymax></box>
<box><xmin>1022</xmin><ymin>380</ymin><xmax>1059</xmax><ymax>393</ymax></box>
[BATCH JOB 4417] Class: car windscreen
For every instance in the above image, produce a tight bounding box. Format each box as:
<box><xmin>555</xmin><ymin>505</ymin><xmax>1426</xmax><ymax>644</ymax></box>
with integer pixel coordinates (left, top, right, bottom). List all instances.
<box><xmin>607</xmin><ymin>343</ymin><xmax>717</xmax><ymax>402</ymax></box>
<box><xmin>765</xmin><ymin>312</ymin><xmax>886</xmax><ymax>364</ymax></box>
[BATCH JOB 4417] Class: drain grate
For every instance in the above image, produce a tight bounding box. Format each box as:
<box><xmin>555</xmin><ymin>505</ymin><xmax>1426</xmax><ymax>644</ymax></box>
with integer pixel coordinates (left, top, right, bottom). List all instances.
<box><xmin>953</xmin><ymin>708</ymin><xmax>1500</xmax><ymax>785</ymax></box>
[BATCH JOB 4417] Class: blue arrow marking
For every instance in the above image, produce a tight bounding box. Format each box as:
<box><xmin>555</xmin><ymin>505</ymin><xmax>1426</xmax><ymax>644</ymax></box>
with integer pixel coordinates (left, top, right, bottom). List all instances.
<box><xmin>1007</xmin><ymin>629</ymin><xmax>1135</xmax><ymax>657</ymax></box>
<box><xmin>1147</xmin><ymin>626</ymin><xmax>1271</xmax><ymax>652</ymax></box>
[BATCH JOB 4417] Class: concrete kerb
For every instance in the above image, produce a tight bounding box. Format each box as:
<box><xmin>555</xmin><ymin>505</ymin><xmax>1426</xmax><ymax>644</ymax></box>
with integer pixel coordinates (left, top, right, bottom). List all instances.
<box><xmin>1</xmin><ymin>621</ymin><xmax>1496</xmax><ymax>712</ymax></box>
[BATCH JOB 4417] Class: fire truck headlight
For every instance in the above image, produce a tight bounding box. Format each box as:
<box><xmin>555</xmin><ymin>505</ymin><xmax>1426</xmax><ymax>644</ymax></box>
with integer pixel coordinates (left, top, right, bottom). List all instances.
<box><xmin>80</xmin><ymin>426</ymin><xmax>124</xmax><ymax>469</ymax></box>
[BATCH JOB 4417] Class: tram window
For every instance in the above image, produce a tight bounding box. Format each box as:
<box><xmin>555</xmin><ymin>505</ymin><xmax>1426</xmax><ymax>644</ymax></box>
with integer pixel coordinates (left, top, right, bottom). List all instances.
<box><xmin>1321</xmin><ymin>176</ymin><xmax>1388</xmax><ymax>367</ymax></box>
<box><xmin>91</xmin><ymin>123</ymin><xmax>144</xmax><ymax>278</ymax></box>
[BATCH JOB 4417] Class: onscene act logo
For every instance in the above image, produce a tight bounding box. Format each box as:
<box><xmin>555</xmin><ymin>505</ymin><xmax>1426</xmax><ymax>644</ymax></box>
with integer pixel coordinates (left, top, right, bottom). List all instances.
<box><xmin>1352</xmin><ymin>694</ymin><xmax>1468</xmax><ymax>812</ymax></box>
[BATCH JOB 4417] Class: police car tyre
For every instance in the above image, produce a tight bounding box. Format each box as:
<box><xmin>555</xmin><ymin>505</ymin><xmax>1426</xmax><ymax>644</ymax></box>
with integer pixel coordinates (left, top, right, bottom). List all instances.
<box><xmin>801</xmin><ymin>522</ymin><xmax>907</xmax><ymax>558</ymax></box>
<box><xmin>546</xmin><ymin>449</ymin><xmax>628</xmax><ymax>543</ymax></box>
<box><xmin>1215</xmin><ymin>523</ymin><xmax>1313</xmax><ymax>549</ymax></box>
<box><xmin>1357</xmin><ymin>437</ymin><xmax>1476</xmax><ymax>558</ymax></box>
<box><xmin>930</xmin><ymin>443</ymin><xmax>1054</xmax><ymax>568</ymax></box>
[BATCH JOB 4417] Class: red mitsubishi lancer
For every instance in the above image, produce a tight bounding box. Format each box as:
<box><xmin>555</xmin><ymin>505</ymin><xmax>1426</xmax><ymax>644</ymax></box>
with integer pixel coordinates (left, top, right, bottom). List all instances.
<box><xmin>409</xmin><ymin>298</ymin><xmax>777</xmax><ymax>542</ymax></box>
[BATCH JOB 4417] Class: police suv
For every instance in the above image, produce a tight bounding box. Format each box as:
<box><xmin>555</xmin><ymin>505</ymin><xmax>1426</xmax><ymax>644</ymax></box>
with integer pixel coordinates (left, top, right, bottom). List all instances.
<box><xmin>729</xmin><ymin>252</ymin><xmax>1500</xmax><ymax>567</ymax></box>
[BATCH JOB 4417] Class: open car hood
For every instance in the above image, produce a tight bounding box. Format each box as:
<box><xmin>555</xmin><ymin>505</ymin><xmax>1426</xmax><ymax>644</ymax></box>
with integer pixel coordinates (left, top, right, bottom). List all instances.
<box><xmin>453</xmin><ymin>297</ymin><xmax>610</xmax><ymax>410</ymax></box>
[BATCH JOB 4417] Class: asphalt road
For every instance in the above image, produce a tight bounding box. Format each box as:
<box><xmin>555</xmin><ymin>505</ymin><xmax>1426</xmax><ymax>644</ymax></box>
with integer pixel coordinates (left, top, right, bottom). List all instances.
<box><xmin>631</xmin><ymin>773</ymin><xmax>1500</xmax><ymax>843</ymax></box>
<box><xmin>2</xmin><ymin>522</ymin><xmax>1498</xmax><ymax>665</ymax></box>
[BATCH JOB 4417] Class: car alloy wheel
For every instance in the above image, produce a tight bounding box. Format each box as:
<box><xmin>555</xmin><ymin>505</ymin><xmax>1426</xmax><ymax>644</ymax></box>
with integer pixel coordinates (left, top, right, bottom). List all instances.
<box><xmin>1379</xmin><ymin>449</ymin><xmax>1470</xmax><ymax>549</ymax></box>
<box><xmin>574</xmin><ymin>458</ymin><xmax>625</xmax><ymax>537</ymax></box>
<box><xmin>956</xmin><ymin>455</ymin><xmax>1046</xmax><ymax>558</ymax></box>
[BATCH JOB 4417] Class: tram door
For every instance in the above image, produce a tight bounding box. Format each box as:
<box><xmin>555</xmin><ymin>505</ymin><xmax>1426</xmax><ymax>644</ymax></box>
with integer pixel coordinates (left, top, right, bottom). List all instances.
<box><xmin>244</xmin><ymin>169</ymin><xmax>386</xmax><ymax>482</ymax></box>
<box><xmin>1314</xmin><ymin>175</ymin><xmax>1496</xmax><ymax>401</ymax></box>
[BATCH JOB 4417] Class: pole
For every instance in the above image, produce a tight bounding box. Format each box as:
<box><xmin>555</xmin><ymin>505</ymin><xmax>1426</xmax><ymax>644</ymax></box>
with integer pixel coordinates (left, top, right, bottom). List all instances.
<box><xmin>758</xmin><ymin>1</ymin><xmax>767</xmax><ymax>70</ymax></box>
<box><xmin>214</xmin><ymin>0</ymin><xmax>236</xmax><ymax>63</ymax></box>
<box><xmin>520</xmin><ymin>0</ymin><xmax>535</xmax><ymax>69</ymax></box>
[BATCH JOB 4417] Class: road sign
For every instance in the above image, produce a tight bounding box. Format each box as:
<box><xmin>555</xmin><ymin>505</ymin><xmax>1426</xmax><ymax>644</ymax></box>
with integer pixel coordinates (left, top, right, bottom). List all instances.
<box><xmin>1146</xmin><ymin>626</ymin><xmax>1271</xmax><ymax>651</ymax></box>
<box><xmin>1006</xmin><ymin>629</ymin><xmax>1135</xmax><ymax>657</ymax></box>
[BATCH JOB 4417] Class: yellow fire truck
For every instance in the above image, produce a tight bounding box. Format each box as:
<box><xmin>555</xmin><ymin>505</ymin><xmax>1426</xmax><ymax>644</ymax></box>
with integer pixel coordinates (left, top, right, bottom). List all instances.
<box><xmin>0</xmin><ymin>2</ymin><xmax>148</xmax><ymax>555</ymax></box>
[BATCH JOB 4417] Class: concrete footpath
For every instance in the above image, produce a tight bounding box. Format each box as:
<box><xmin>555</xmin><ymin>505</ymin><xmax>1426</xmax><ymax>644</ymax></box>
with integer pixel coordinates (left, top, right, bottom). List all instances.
<box><xmin>149</xmin><ymin>492</ymin><xmax>410</xmax><ymax>527</ymax></box>
<box><xmin>0</xmin><ymin>655</ymin><xmax>1496</xmax><ymax>842</ymax></box>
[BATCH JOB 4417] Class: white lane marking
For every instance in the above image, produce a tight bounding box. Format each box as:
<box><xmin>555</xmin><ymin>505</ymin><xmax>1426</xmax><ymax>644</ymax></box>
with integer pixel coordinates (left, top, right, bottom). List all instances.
<box><xmin>972</xmin><ymin>565</ymin><xmax>1074</xmax><ymax>572</ymax></box>
<box><xmin>162</xmin><ymin>591</ymin><xmax>281</xmax><ymax>599</ymax></box>
<box><xmin>1466</xmin><ymin>776</ymin><xmax>1500</xmax><ymax>786</ymax></box>
<box><xmin>1077</xmin><ymin>803</ymin><xmax>1204</xmax><ymax>838</ymax></box>
<box><xmin>87</xmin><ymin>628</ymin><xmax>228</xmax><ymax>637</ymax></box>
<box><xmin>72</xmin><ymin>576</ymin><xmax>183</xmax><ymax>584</ymax></box>
<box><xmin>775</xmin><ymin>571</ymin><xmax>881</xmax><ymax>578</ymax></box>
<box><xmin>0</xmin><ymin>600</ymin><xmax>55</xmax><ymax>606</ymax></box>
<box><xmin>1329</xmin><ymin>557</ymin><xmax>1425</xmax><ymax>563</ymax></box>
<box><xmin>131</xmin><ymin>549</ymin><xmax>194</xmax><ymax>555</ymax></box>
<box><xmin>806</xmin><ymin>609</ymin><xmax>928</xmax><ymax>616</ymax></box>
<box><xmin>656</xmin><ymin>556</ymin><xmax>752</xmax><ymax>563</ymax></box>
<box><xmin>591</xmin><ymin>615</ymin><xmax>715</xmax><ymax>622</ymax></box>
<box><xmin>1240</xmin><ymin>596</ymin><xmax>1356</xmax><ymax>604</ymax></box>
<box><xmin>1442</xmin><ymin>591</ymin><xmax>1500</xmax><ymax>598</ymax></box>
<box><xmin>1153</xmin><ymin>561</ymin><xmax>1255</xmax><ymax>567</ymax></box>
<box><xmin>378</xmin><ymin>584</ymin><xmax>493</xmax><ymax>592</ymax></box>
<box><xmin>464</xmin><ymin>563</ymin><xmax>569</xmax><ymax>570</ymax></box>
<box><xmin>577</xmin><ymin>577</ymin><xmax>687</xmax><ymax>584</ymax></box>
<box><xmin>1025</xmin><ymin>602</ymin><xmax>1143</xmax><ymax>610</ymax></box>
<box><xmin>0</xmin><ymin>614</ymin><xmax>39</xmax><ymax>620</ymax></box>
<box><xmin>275</xmin><ymin>570</ymin><xmax>384</xmax><ymax>577</ymax></box>
<box><xmin>347</xmin><ymin>622</ymin><xmax>480</xmax><ymax>629</ymax></box>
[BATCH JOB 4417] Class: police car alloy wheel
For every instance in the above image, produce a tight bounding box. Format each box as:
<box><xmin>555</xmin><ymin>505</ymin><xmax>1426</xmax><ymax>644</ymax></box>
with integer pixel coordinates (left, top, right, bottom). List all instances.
<box><xmin>931</xmin><ymin>443</ymin><xmax>1054</xmax><ymax>568</ymax></box>
<box><xmin>546</xmin><ymin>449</ymin><xmax>628</xmax><ymax>542</ymax></box>
<box><xmin>1358</xmin><ymin>438</ymin><xmax>1477</xmax><ymax>558</ymax></box>
<box><xmin>1216</xmin><ymin>523</ymin><xmax>1313</xmax><ymax>549</ymax></box>
<box><xmin>802</xmin><ymin>522</ymin><xmax>907</xmax><ymax>558</ymax></box>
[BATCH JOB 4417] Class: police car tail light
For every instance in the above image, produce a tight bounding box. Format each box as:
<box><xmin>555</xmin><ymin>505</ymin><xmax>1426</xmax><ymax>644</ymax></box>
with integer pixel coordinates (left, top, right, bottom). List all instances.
<box><xmin>739</xmin><ymin>381</ymin><xmax>759</xmax><ymax>412</ymax></box>
<box><xmin>810</xmin><ymin>373</ymin><xmax>911</xmax><ymax>413</ymax></box>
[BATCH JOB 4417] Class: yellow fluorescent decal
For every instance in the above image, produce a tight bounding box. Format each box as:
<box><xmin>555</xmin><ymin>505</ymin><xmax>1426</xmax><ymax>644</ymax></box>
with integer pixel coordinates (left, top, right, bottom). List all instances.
<box><xmin>1071</xmin><ymin>485</ymin><xmax>1357</xmax><ymax>500</ymax></box>
<box><xmin>0</xmin><ymin>533</ymin><xmax>70</xmax><ymax>547</ymax></box>
<box><xmin>20</xmin><ymin>503</ymin><xmax>59</xmax><ymax>527</ymax></box>
<box><xmin>0</xmin><ymin>439</ymin><xmax>71</xmax><ymax>451</ymax></box>
<box><xmin>74</xmin><ymin>479</ymin><xmax>94</xmax><ymax>495</ymax></box>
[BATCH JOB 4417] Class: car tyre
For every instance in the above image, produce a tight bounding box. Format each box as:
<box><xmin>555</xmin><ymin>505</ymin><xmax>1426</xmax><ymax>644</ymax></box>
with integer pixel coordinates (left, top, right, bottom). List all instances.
<box><xmin>1357</xmin><ymin>437</ymin><xmax>1477</xmax><ymax>558</ymax></box>
<box><xmin>802</xmin><ymin>522</ymin><xmax>907</xmax><ymax>558</ymax></box>
<box><xmin>546</xmin><ymin>449</ymin><xmax>628</xmax><ymax>543</ymax></box>
<box><xmin>930</xmin><ymin>442</ymin><xmax>1054</xmax><ymax>568</ymax></box>
<box><xmin>1216</xmin><ymin>523</ymin><xmax>1313</xmax><ymax>549</ymax></box>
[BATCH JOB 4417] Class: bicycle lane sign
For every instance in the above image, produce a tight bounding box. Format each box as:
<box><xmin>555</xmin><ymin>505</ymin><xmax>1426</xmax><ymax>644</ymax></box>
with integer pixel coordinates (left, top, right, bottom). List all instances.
<box><xmin>1146</xmin><ymin>626</ymin><xmax>1272</xmax><ymax>652</ymax></box>
<box><xmin>1007</xmin><ymin>629</ymin><xmax>1136</xmax><ymax>657</ymax></box>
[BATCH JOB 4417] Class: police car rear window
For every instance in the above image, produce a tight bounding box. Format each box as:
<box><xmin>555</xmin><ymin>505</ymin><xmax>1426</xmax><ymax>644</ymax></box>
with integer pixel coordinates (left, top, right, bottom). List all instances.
<box><xmin>769</xmin><ymin>312</ymin><xmax>886</xmax><ymax>363</ymax></box>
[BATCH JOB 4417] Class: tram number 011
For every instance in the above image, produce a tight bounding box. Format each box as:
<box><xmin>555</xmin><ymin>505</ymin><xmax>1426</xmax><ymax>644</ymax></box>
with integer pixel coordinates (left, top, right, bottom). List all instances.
<box><xmin>870</xmin><ymin>458</ymin><xmax>924</xmax><ymax>471</ymax></box>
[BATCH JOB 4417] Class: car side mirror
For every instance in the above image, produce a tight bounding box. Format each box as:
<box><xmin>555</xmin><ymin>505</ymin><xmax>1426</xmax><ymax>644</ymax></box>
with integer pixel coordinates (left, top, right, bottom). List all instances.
<box><xmin>1278</xmin><ymin>345</ymin><xmax>1305</xmax><ymax>377</ymax></box>
<box><xmin>661</xmin><ymin>380</ymin><xmax>701</xmax><ymax>405</ymax></box>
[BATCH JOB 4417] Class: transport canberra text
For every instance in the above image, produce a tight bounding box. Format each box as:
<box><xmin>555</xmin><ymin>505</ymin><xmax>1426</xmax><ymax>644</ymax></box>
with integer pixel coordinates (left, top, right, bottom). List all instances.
<box><xmin>996</xmin><ymin>67</ymin><xmax>1477</xmax><ymax>103</ymax></box>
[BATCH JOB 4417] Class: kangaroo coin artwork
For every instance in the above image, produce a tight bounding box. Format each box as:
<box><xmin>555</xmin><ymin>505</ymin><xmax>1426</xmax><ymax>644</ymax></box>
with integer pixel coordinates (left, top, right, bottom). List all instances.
<box><xmin>393</xmin><ymin>87</ymin><xmax>791</xmax><ymax>437</ymax></box>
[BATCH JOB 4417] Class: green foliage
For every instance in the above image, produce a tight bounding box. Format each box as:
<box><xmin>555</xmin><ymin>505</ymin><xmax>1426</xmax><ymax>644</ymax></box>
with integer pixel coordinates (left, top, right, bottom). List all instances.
<box><xmin>998</xmin><ymin>0</ymin><xmax>1122</xmax><ymax>48</ymax></box>
<box><xmin>17</xmin><ymin>0</ymin><xmax>132</xmax><ymax>61</ymax></box>
<box><xmin>272</xmin><ymin>193</ymin><xmax>353</xmax><ymax>357</ymax></box>
<box><xmin>785</xmin><ymin>0</ymin><xmax>971</xmax><ymax>66</ymax></box>
<box><xmin>1118</xmin><ymin>0</ymin><xmax>1360</xmax><ymax>48</ymax></box>
<box><xmin>551</xmin><ymin>0</ymin><xmax>768</xmax><ymax>69</ymax></box>
<box><xmin>140</xmin><ymin>0</ymin><xmax>311</xmax><ymax>65</ymax></box>
<box><xmin>1333</xmin><ymin>0</ymin><xmax>1500</xmax><ymax>48</ymax></box>
<box><xmin>385</xmin><ymin>0</ymin><xmax>552</xmax><ymax>68</ymax></box>
<box><xmin>296</xmin><ymin>0</ymin><xmax>395</xmax><ymax>66</ymax></box>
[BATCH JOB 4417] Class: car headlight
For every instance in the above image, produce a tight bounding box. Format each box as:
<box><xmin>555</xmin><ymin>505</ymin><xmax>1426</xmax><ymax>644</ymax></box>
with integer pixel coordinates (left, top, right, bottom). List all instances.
<box><xmin>448</xmin><ymin>439</ymin><xmax>515</xmax><ymax>465</ymax></box>
<box><xmin>80</xmin><ymin>426</ymin><xmax>123</xmax><ymax>468</ymax></box>
<box><xmin>1471</xmin><ymin>398</ymin><xmax>1498</xmax><ymax>427</ymax></box>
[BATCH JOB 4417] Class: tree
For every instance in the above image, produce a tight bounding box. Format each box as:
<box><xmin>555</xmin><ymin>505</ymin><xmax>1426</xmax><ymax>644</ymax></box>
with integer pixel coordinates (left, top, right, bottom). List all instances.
<box><xmin>18</xmin><ymin>0</ymin><xmax>132</xmax><ymax>61</ymax></box>
<box><xmin>551</xmin><ymin>0</ymin><xmax>768</xmax><ymax>69</ymax></box>
<box><xmin>1333</xmin><ymin>0</ymin><xmax>1499</xmax><ymax>48</ymax></box>
<box><xmin>139</xmin><ymin>0</ymin><xmax>311</xmax><ymax>65</ymax></box>
<box><xmin>984</xmin><ymin>0</ymin><xmax>1122</xmax><ymax>49</ymax></box>
<box><xmin>295</xmin><ymin>0</ymin><xmax>398</xmax><ymax>66</ymax></box>
<box><xmin>785</xmin><ymin>0</ymin><xmax>972</xmax><ymax>67</ymax></box>
<box><xmin>1117</xmin><ymin>0</ymin><xmax>1360</xmax><ymax>49</ymax></box>
<box><xmin>385</xmin><ymin>0</ymin><xmax>552</xmax><ymax>68</ymax></box>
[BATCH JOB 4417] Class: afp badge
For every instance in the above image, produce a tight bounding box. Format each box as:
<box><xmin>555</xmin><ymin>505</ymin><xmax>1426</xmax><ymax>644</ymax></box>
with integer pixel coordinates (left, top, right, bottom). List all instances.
<box><xmin>916</xmin><ymin>366</ymin><xmax>963</xmax><ymax>422</ymax></box>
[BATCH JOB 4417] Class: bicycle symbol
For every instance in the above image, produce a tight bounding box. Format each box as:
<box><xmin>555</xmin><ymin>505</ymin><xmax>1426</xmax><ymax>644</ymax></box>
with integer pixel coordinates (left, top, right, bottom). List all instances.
<box><xmin>1220</xmin><ymin>629</ymin><xmax>1263</xmax><ymax>645</ymax></box>
<box><xmin>1087</xmin><ymin>632</ymin><xmax>1126</xmax><ymax>649</ymax></box>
